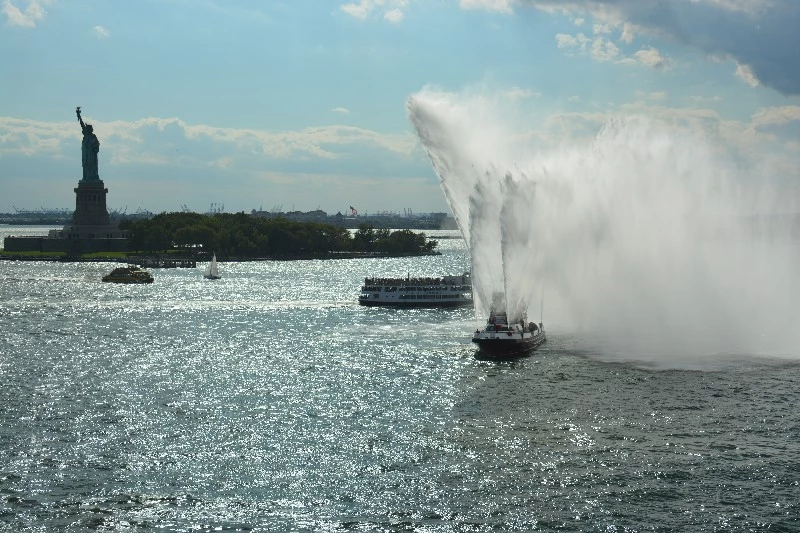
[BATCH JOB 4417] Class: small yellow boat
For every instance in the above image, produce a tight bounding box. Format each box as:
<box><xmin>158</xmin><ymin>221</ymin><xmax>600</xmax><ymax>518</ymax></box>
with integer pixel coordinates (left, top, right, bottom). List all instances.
<box><xmin>102</xmin><ymin>266</ymin><xmax>154</xmax><ymax>284</ymax></box>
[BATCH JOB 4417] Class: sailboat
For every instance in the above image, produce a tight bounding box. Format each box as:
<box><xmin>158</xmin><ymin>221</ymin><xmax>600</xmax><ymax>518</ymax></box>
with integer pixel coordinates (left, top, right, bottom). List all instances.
<box><xmin>204</xmin><ymin>253</ymin><xmax>221</xmax><ymax>280</ymax></box>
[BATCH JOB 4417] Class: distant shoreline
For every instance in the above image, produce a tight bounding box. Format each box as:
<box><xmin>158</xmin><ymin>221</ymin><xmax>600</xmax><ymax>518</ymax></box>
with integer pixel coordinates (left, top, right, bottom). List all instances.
<box><xmin>0</xmin><ymin>215</ymin><xmax>460</xmax><ymax>231</ymax></box>
<box><xmin>0</xmin><ymin>250</ymin><xmax>442</xmax><ymax>265</ymax></box>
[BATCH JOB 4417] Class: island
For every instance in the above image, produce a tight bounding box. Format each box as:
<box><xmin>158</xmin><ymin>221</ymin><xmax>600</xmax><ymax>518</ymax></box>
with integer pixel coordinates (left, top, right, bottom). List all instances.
<box><xmin>118</xmin><ymin>212</ymin><xmax>438</xmax><ymax>259</ymax></box>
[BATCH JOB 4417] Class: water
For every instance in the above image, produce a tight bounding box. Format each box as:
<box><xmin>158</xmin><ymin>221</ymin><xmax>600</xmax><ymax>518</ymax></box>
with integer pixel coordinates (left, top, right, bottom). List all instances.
<box><xmin>0</xmin><ymin>225</ymin><xmax>798</xmax><ymax>531</ymax></box>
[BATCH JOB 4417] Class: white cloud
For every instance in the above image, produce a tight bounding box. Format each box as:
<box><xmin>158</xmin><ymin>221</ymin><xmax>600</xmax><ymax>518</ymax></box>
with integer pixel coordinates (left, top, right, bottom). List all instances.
<box><xmin>557</xmin><ymin>31</ymin><xmax>624</xmax><ymax>62</ymax></box>
<box><xmin>93</xmin><ymin>25</ymin><xmax>109</xmax><ymax>39</ymax></box>
<box><xmin>340</xmin><ymin>0</ymin><xmax>370</xmax><ymax>20</ymax></box>
<box><xmin>519</xmin><ymin>0</ymin><xmax>800</xmax><ymax>95</ymax></box>
<box><xmin>634</xmin><ymin>47</ymin><xmax>669</xmax><ymax>69</ymax></box>
<box><xmin>735</xmin><ymin>62</ymin><xmax>759</xmax><ymax>88</ymax></box>
<box><xmin>689</xmin><ymin>95</ymin><xmax>722</xmax><ymax>104</ymax></box>
<box><xmin>555</xmin><ymin>33</ymin><xmax>577</xmax><ymax>48</ymax></box>
<box><xmin>505</xmin><ymin>86</ymin><xmax>540</xmax><ymax>101</ymax></box>
<box><xmin>590</xmin><ymin>37</ymin><xmax>619</xmax><ymax>62</ymax></box>
<box><xmin>341</xmin><ymin>0</ymin><xmax>408</xmax><ymax>22</ymax></box>
<box><xmin>207</xmin><ymin>157</ymin><xmax>234</xmax><ymax>169</ymax></box>
<box><xmin>750</xmin><ymin>106</ymin><xmax>800</xmax><ymax>128</ymax></box>
<box><xmin>459</xmin><ymin>0</ymin><xmax>515</xmax><ymax>14</ymax></box>
<box><xmin>555</xmin><ymin>32</ymin><xmax>589</xmax><ymax>50</ymax></box>
<box><xmin>0</xmin><ymin>117</ymin><xmax>65</xmax><ymax>156</ymax></box>
<box><xmin>557</xmin><ymin>30</ymin><xmax>667</xmax><ymax>68</ymax></box>
<box><xmin>0</xmin><ymin>116</ymin><xmax>418</xmax><ymax>164</ymax></box>
<box><xmin>2</xmin><ymin>0</ymin><xmax>51</xmax><ymax>28</ymax></box>
<box><xmin>635</xmin><ymin>91</ymin><xmax>668</xmax><ymax>101</ymax></box>
<box><xmin>619</xmin><ymin>23</ymin><xmax>634</xmax><ymax>44</ymax></box>
<box><xmin>706</xmin><ymin>0</ymin><xmax>772</xmax><ymax>15</ymax></box>
<box><xmin>331</xmin><ymin>107</ymin><xmax>350</xmax><ymax>114</ymax></box>
<box><xmin>384</xmin><ymin>8</ymin><xmax>403</xmax><ymax>23</ymax></box>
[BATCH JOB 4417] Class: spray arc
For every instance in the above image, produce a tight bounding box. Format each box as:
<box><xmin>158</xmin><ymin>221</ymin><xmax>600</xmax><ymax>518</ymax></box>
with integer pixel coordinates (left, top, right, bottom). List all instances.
<box><xmin>408</xmin><ymin>90</ymin><xmax>800</xmax><ymax>362</ymax></box>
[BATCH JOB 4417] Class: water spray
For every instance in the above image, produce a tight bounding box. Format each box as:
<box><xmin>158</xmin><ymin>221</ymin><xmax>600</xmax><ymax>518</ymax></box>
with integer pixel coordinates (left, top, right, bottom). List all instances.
<box><xmin>408</xmin><ymin>89</ymin><xmax>800</xmax><ymax>363</ymax></box>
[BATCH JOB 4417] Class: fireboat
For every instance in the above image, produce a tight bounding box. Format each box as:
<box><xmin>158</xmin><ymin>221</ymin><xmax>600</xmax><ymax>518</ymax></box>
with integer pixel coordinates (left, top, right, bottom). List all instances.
<box><xmin>472</xmin><ymin>294</ymin><xmax>546</xmax><ymax>359</ymax></box>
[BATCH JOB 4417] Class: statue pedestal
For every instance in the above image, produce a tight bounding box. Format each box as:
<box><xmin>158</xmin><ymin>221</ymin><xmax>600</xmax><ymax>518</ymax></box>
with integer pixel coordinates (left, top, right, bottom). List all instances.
<box><xmin>43</xmin><ymin>177</ymin><xmax>127</xmax><ymax>251</ymax></box>
<box><xmin>73</xmin><ymin>179</ymin><xmax>110</xmax><ymax>226</ymax></box>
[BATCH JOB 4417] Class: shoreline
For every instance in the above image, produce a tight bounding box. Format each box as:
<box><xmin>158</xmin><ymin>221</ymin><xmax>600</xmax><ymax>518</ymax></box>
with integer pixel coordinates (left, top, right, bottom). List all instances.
<box><xmin>0</xmin><ymin>250</ymin><xmax>442</xmax><ymax>265</ymax></box>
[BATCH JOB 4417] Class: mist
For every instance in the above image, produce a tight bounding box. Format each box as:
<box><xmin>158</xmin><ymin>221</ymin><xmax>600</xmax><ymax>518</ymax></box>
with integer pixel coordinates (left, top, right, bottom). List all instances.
<box><xmin>408</xmin><ymin>89</ymin><xmax>800</xmax><ymax>365</ymax></box>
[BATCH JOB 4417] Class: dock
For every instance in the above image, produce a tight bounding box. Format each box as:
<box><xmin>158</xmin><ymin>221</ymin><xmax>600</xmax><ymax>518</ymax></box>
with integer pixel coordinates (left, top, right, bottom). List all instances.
<box><xmin>126</xmin><ymin>255</ymin><xmax>197</xmax><ymax>268</ymax></box>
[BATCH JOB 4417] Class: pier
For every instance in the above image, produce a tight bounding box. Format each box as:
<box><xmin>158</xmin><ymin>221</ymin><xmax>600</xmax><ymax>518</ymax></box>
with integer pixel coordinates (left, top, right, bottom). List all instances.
<box><xmin>126</xmin><ymin>255</ymin><xmax>197</xmax><ymax>268</ymax></box>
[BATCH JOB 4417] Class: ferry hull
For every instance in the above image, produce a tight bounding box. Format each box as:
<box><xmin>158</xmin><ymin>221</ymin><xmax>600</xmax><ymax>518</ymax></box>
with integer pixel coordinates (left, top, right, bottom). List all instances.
<box><xmin>359</xmin><ymin>273</ymin><xmax>472</xmax><ymax>309</ymax></box>
<box><xmin>358</xmin><ymin>299</ymin><xmax>472</xmax><ymax>308</ymax></box>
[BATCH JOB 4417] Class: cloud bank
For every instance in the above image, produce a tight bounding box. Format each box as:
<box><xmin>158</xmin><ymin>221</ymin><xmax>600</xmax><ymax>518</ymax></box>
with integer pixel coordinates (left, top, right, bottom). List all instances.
<box><xmin>2</xmin><ymin>0</ymin><xmax>51</xmax><ymax>28</ymax></box>
<box><xmin>519</xmin><ymin>0</ymin><xmax>800</xmax><ymax>95</ymax></box>
<box><xmin>0</xmin><ymin>116</ymin><xmax>416</xmax><ymax>163</ymax></box>
<box><xmin>0</xmin><ymin>115</ymin><xmax>436</xmax><ymax>213</ymax></box>
<box><xmin>340</xmin><ymin>0</ymin><xmax>409</xmax><ymax>22</ymax></box>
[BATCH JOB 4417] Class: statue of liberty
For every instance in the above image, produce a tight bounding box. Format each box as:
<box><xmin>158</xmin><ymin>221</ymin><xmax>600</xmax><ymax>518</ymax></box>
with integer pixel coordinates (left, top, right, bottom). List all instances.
<box><xmin>76</xmin><ymin>106</ymin><xmax>100</xmax><ymax>181</ymax></box>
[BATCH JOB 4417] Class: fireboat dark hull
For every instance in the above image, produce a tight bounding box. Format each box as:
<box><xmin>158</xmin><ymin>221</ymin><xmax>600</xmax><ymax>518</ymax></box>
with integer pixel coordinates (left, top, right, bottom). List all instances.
<box><xmin>472</xmin><ymin>332</ymin><xmax>547</xmax><ymax>360</ymax></box>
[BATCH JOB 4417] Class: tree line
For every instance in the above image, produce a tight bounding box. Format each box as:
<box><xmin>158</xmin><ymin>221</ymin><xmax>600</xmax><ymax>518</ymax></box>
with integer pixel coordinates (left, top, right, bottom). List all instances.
<box><xmin>118</xmin><ymin>212</ymin><xmax>438</xmax><ymax>257</ymax></box>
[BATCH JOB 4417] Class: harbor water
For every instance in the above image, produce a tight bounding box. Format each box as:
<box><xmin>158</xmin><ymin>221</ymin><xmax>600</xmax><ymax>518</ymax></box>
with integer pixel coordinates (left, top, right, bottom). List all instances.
<box><xmin>1</xmin><ymin>226</ymin><xmax>798</xmax><ymax>531</ymax></box>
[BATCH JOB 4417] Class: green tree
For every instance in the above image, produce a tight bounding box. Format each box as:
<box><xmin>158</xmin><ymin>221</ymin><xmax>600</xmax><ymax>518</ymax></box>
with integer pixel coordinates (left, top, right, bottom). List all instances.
<box><xmin>353</xmin><ymin>223</ymin><xmax>377</xmax><ymax>251</ymax></box>
<box><xmin>121</xmin><ymin>212</ymin><xmax>437</xmax><ymax>257</ymax></box>
<box><xmin>376</xmin><ymin>229</ymin><xmax>438</xmax><ymax>254</ymax></box>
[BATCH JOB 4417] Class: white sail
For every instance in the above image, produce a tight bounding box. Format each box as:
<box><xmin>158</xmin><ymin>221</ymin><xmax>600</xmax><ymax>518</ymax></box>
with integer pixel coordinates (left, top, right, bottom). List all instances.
<box><xmin>204</xmin><ymin>254</ymin><xmax>220</xmax><ymax>279</ymax></box>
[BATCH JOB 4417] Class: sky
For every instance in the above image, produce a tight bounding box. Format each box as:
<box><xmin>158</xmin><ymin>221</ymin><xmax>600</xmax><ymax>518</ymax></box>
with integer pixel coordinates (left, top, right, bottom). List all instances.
<box><xmin>1</xmin><ymin>0</ymin><xmax>798</xmax><ymax>216</ymax></box>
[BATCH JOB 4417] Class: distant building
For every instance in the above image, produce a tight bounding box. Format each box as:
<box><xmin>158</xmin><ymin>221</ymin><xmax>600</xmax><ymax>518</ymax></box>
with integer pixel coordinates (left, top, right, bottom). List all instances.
<box><xmin>250</xmin><ymin>208</ymin><xmax>457</xmax><ymax>230</ymax></box>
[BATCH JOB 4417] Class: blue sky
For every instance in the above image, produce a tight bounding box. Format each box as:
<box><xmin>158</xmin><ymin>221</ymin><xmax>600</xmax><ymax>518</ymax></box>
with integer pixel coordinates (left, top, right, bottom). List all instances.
<box><xmin>1</xmin><ymin>0</ymin><xmax>797</xmax><ymax>215</ymax></box>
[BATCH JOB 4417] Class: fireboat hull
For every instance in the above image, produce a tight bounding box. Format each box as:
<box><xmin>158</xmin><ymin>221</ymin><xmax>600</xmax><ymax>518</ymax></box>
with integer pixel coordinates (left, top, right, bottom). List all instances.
<box><xmin>472</xmin><ymin>332</ymin><xmax>547</xmax><ymax>360</ymax></box>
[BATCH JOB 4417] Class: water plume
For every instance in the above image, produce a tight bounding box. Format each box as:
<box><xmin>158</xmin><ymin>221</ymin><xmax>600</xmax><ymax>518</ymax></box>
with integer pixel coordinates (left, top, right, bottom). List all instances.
<box><xmin>407</xmin><ymin>89</ymin><xmax>800</xmax><ymax>364</ymax></box>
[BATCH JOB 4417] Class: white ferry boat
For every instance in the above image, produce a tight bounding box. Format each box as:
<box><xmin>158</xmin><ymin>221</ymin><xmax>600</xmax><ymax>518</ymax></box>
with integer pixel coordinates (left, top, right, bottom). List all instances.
<box><xmin>358</xmin><ymin>273</ymin><xmax>472</xmax><ymax>308</ymax></box>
